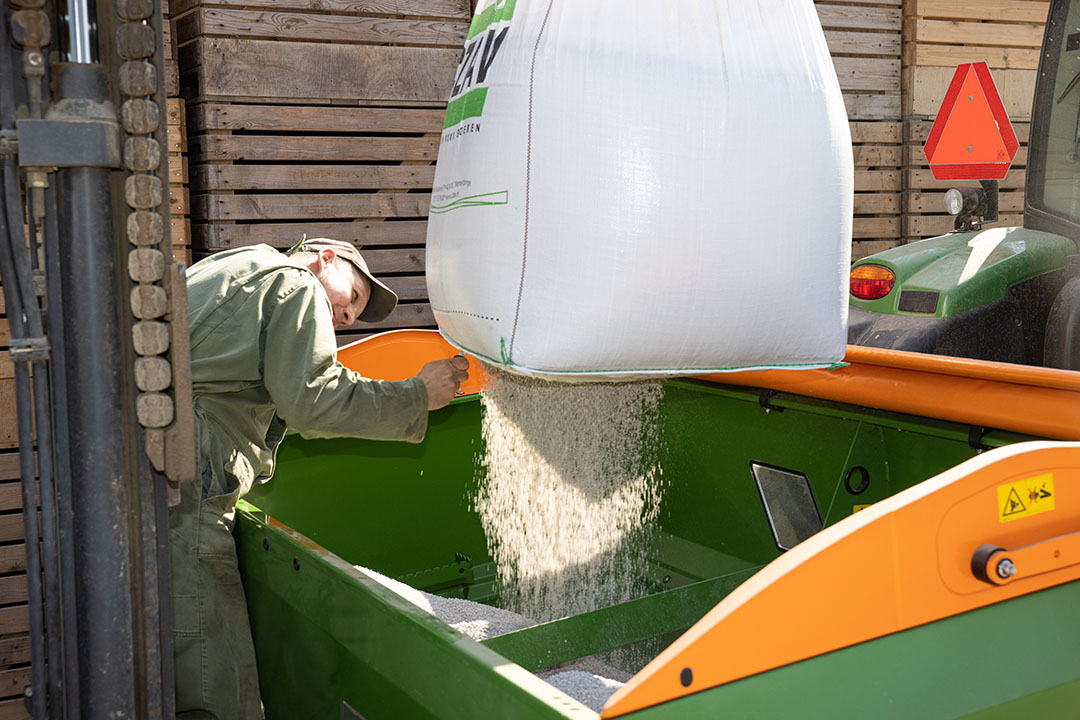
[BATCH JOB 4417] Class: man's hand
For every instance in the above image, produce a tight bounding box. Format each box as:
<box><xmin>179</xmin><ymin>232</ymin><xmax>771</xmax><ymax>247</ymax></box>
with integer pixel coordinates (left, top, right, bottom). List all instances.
<box><xmin>418</xmin><ymin>356</ymin><xmax>470</xmax><ymax>410</ymax></box>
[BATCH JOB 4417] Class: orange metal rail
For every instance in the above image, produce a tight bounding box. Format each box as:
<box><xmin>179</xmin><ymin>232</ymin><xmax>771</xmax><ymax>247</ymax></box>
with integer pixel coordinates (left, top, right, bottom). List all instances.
<box><xmin>338</xmin><ymin>332</ymin><xmax>1080</xmax><ymax>440</ymax></box>
<box><xmin>707</xmin><ymin>346</ymin><xmax>1080</xmax><ymax>441</ymax></box>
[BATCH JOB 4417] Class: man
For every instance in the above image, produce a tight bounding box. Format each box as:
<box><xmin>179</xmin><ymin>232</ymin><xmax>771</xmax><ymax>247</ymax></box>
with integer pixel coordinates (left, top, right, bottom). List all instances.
<box><xmin>170</xmin><ymin>238</ymin><xmax>468</xmax><ymax>718</ymax></box>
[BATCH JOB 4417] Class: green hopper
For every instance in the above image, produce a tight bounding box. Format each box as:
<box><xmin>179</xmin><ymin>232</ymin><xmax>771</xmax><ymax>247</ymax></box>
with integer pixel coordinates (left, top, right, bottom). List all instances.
<box><xmin>239</xmin><ymin>330</ymin><xmax>1080</xmax><ymax>719</ymax></box>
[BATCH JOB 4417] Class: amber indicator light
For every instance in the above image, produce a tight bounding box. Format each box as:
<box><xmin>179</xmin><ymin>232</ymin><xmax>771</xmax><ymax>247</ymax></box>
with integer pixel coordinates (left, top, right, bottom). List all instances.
<box><xmin>850</xmin><ymin>264</ymin><xmax>895</xmax><ymax>300</ymax></box>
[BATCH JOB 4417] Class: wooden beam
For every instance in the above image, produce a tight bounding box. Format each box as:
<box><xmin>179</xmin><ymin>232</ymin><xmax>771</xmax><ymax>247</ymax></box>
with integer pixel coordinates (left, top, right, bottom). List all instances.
<box><xmin>195</xmin><ymin>220</ymin><xmax>429</xmax><ymax>249</ymax></box>
<box><xmin>0</xmin><ymin>577</ymin><xmax>26</xmax><ymax>607</ymax></box>
<box><xmin>0</xmin><ymin>635</ymin><xmax>30</xmax><ymax>669</ymax></box>
<box><xmin>905</xmin><ymin>43</ymin><xmax>1039</xmax><ymax>71</ymax></box>
<box><xmin>381</xmin><ymin>275</ymin><xmax>428</xmax><ymax>302</ymax></box>
<box><xmin>816</xmin><ymin>4</ymin><xmax>901</xmax><ymax>31</ymax></box>
<box><xmin>190</xmin><ymin>135</ymin><xmax>439</xmax><ymax>163</ymax></box>
<box><xmin>176</xmin><ymin>9</ymin><xmax>468</xmax><ymax>47</ymax></box>
<box><xmin>189</xmin><ymin>103</ymin><xmax>446</xmax><ymax>134</ymax></box>
<box><xmin>192</xmin><ymin>165</ymin><xmax>436</xmax><ymax>193</ymax></box>
<box><xmin>192</xmin><ymin>193</ymin><xmax>431</xmax><ymax>221</ymax></box>
<box><xmin>341</xmin><ymin>302</ymin><xmax>434</xmax><ymax>332</ymax></box>
<box><xmin>0</xmin><ymin>696</ymin><xmax>30</xmax><ymax>720</ymax></box>
<box><xmin>833</xmin><ymin>57</ymin><xmax>900</xmax><ymax>93</ymax></box>
<box><xmin>843</xmin><ymin>92</ymin><xmax>901</xmax><ymax>121</ymax></box>
<box><xmin>907</xmin><ymin>0</ymin><xmax>1050</xmax><ymax>24</ymax></box>
<box><xmin>0</xmin><ymin>546</ymin><xmax>26</xmax><ymax>575</ymax></box>
<box><xmin>852</xmin><ymin>216</ymin><xmax>901</xmax><ymax>239</ymax></box>
<box><xmin>825</xmin><ymin>30</ymin><xmax>901</xmax><ymax>57</ymax></box>
<box><xmin>906</xmin><ymin>18</ymin><xmax>1044</xmax><ymax>48</ymax></box>
<box><xmin>0</xmin><ymin>665</ymin><xmax>30</xmax><ymax>696</ymax></box>
<box><xmin>853</xmin><ymin>145</ymin><xmax>901</xmax><ymax>167</ymax></box>
<box><xmin>855</xmin><ymin>170</ymin><xmax>902</xmax><ymax>192</ymax></box>
<box><xmin>168</xmin><ymin>154</ymin><xmax>188</xmax><ymax>186</ymax></box>
<box><xmin>853</xmin><ymin>193</ymin><xmax>902</xmax><ymax>214</ymax></box>
<box><xmin>165</xmin><ymin>98</ymin><xmax>184</xmax><ymax>126</ymax></box>
<box><xmin>172</xmin><ymin>0</ymin><xmax>470</xmax><ymax>18</ymax></box>
<box><xmin>185</xmin><ymin>38</ymin><xmax>460</xmax><ymax>103</ymax></box>
<box><xmin>0</xmin><ymin>513</ymin><xmax>34</xmax><ymax>543</ymax></box>
<box><xmin>169</xmin><ymin>186</ymin><xmax>189</xmax><ymax>216</ymax></box>
<box><xmin>850</xmin><ymin>121</ymin><xmax>901</xmax><ymax>144</ymax></box>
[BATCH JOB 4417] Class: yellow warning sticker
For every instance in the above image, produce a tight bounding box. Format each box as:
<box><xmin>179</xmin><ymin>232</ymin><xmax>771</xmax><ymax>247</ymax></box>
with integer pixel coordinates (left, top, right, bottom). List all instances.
<box><xmin>998</xmin><ymin>473</ymin><xmax>1055</xmax><ymax>523</ymax></box>
<box><xmin>853</xmin><ymin>504</ymin><xmax>871</xmax><ymax>514</ymax></box>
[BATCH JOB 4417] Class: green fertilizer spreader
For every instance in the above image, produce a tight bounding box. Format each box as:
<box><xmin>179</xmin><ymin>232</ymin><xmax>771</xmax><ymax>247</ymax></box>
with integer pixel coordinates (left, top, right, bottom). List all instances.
<box><xmin>237</xmin><ymin>330</ymin><xmax>1080</xmax><ymax>719</ymax></box>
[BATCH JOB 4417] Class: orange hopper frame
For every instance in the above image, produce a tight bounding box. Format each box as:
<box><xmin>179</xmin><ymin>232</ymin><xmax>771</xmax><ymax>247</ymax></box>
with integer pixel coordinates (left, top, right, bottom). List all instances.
<box><xmin>335</xmin><ymin>331</ymin><xmax>1080</xmax><ymax>717</ymax></box>
<box><xmin>601</xmin><ymin>441</ymin><xmax>1080</xmax><ymax>716</ymax></box>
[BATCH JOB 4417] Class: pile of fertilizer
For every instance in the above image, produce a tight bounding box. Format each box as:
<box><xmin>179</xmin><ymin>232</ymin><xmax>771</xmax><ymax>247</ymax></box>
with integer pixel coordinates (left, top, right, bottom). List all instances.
<box><xmin>541</xmin><ymin>671</ymin><xmax>625</xmax><ymax>713</ymax></box>
<box><xmin>475</xmin><ymin>370</ymin><xmax>665</xmax><ymax>622</ymax></box>
<box><xmin>356</xmin><ymin>564</ymin><xmax>534</xmax><ymax>641</ymax></box>
<box><xmin>355</xmin><ymin>564</ymin><xmax>628</xmax><ymax>711</ymax></box>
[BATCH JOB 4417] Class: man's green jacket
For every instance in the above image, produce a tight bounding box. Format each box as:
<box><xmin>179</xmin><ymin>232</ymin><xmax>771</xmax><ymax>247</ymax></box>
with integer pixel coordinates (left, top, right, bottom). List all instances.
<box><xmin>186</xmin><ymin>244</ymin><xmax>428</xmax><ymax>498</ymax></box>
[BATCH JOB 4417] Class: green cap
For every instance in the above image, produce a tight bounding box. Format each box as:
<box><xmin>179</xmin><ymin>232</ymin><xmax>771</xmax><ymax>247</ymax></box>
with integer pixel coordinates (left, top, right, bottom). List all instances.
<box><xmin>291</xmin><ymin>237</ymin><xmax>398</xmax><ymax>323</ymax></box>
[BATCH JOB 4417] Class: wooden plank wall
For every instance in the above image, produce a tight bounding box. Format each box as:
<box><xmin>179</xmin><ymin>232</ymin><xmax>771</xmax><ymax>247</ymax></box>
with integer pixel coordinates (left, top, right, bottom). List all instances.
<box><xmin>818</xmin><ymin>0</ymin><xmax>905</xmax><ymax>260</ymax></box>
<box><xmin>900</xmin><ymin>0</ymin><xmax>1048</xmax><ymax>241</ymax></box>
<box><xmin>166</xmin><ymin>0</ymin><xmax>193</xmax><ymax>266</ymax></box>
<box><xmin>174</xmin><ymin>0</ymin><xmax>911</xmax><ymax>337</ymax></box>
<box><xmin>169</xmin><ymin>98</ymin><xmax>192</xmax><ymax>266</ymax></box>
<box><xmin>0</xmin><ymin>289</ymin><xmax>31</xmax><ymax>718</ymax></box>
<box><xmin>174</xmin><ymin>0</ymin><xmax>471</xmax><ymax>342</ymax></box>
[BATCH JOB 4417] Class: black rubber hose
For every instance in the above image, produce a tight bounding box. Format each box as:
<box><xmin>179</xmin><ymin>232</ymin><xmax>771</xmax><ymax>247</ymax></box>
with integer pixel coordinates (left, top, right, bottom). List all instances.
<box><xmin>0</xmin><ymin>11</ymin><xmax>49</xmax><ymax>718</ymax></box>
<box><xmin>26</xmin><ymin>222</ymin><xmax>64</xmax><ymax>718</ymax></box>
<box><xmin>0</xmin><ymin>166</ymin><xmax>47</xmax><ymax>720</ymax></box>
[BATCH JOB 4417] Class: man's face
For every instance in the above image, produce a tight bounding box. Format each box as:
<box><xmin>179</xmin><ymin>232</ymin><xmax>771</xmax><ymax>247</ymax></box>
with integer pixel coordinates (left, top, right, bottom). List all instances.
<box><xmin>315</xmin><ymin>250</ymin><xmax>371</xmax><ymax>328</ymax></box>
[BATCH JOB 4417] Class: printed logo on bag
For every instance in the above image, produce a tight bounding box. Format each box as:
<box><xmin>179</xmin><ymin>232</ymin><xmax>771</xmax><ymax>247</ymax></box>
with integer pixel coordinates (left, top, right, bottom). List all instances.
<box><xmin>442</xmin><ymin>0</ymin><xmax>516</xmax><ymax>138</ymax></box>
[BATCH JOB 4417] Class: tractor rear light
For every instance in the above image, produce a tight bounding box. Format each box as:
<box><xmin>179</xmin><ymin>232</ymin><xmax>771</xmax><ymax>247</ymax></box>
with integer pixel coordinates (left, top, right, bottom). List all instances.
<box><xmin>944</xmin><ymin>187</ymin><xmax>984</xmax><ymax>216</ymax></box>
<box><xmin>850</xmin><ymin>265</ymin><xmax>895</xmax><ymax>300</ymax></box>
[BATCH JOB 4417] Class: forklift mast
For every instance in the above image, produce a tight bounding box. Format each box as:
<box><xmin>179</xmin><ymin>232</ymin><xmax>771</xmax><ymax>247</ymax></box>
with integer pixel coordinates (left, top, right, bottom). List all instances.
<box><xmin>0</xmin><ymin>0</ymin><xmax>194</xmax><ymax>715</ymax></box>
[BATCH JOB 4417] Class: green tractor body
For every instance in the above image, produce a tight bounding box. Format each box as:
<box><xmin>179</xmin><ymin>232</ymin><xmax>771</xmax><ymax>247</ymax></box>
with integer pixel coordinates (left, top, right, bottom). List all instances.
<box><xmin>848</xmin><ymin>228</ymin><xmax>1076</xmax><ymax>364</ymax></box>
<box><xmin>850</xmin><ymin>0</ymin><xmax>1080</xmax><ymax>369</ymax></box>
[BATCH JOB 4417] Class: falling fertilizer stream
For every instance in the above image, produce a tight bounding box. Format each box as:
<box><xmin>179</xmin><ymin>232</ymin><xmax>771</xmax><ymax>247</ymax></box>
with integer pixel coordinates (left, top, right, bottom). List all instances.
<box><xmin>361</xmin><ymin>369</ymin><xmax>666</xmax><ymax>712</ymax></box>
<box><xmin>475</xmin><ymin>369</ymin><xmax>665</xmax><ymax>622</ymax></box>
<box><xmin>477</xmin><ymin>369</ymin><xmax>666</xmax><ymax>708</ymax></box>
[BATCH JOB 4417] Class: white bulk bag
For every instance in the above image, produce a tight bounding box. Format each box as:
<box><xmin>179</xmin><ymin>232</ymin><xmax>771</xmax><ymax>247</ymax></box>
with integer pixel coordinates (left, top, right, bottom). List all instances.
<box><xmin>426</xmin><ymin>0</ymin><xmax>852</xmax><ymax>379</ymax></box>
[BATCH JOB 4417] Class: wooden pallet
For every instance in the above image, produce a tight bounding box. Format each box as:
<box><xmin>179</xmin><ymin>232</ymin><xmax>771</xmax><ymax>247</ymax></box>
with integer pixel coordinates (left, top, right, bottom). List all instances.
<box><xmin>901</xmin><ymin>0</ymin><xmax>1049</xmax><ymax>120</ymax></box>
<box><xmin>168</xmin><ymin>98</ymin><xmax>192</xmax><ymax>266</ymax></box>
<box><xmin>174</xmin><ymin>0</ymin><xmax>909</xmax><ymax>327</ymax></box>
<box><xmin>852</xmin><ymin>121</ymin><xmax>903</xmax><ymax>259</ymax></box>
<box><xmin>176</xmin><ymin>0</ymin><xmax>470</xmax><ymax>337</ymax></box>
<box><xmin>817</xmin><ymin>0</ymin><xmax>903</xmax><ymax>121</ymax></box>
<box><xmin>186</xmin><ymin>102</ymin><xmax>442</xmax><ymax>337</ymax></box>
<box><xmin>0</xmin><ymin>285</ymin><xmax>30</xmax><ymax>718</ymax></box>
<box><xmin>173</xmin><ymin>0</ymin><xmax>467</xmax><ymax>107</ymax></box>
<box><xmin>816</xmin><ymin>1</ymin><xmax>904</xmax><ymax>253</ymax></box>
<box><xmin>163</xmin><ymin>0</ymin><xmax>178</xmax><ymax>97</ymax></box>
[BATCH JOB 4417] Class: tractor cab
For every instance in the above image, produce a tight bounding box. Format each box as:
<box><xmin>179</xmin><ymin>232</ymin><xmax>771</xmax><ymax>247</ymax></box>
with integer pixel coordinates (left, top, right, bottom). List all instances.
<box><xmin>848</xmin><ymin>0</ymin><xmax>1080</xmax><ymax>370</ymax></box>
